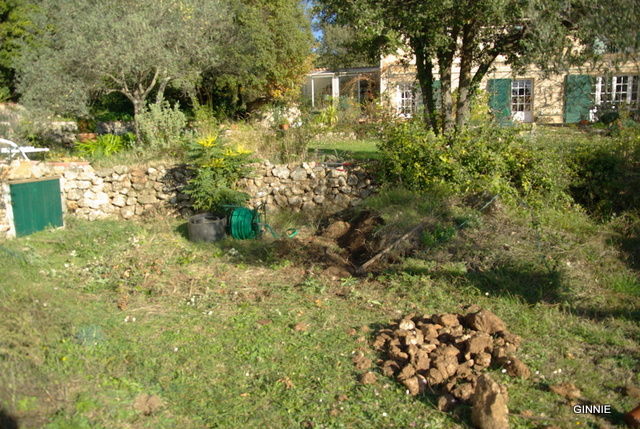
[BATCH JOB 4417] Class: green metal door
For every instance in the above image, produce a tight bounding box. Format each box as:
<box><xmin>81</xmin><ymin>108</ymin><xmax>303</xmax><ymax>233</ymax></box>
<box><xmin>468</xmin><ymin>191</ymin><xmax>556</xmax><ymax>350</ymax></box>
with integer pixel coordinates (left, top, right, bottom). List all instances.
<box><xmin>488</xmin><ymin>78</ymin><xmax>512</xmax><ymax>124</ymax></box>
<box><xmin>10</xmin><ymin>178</ymin><xmax>63</xmax><ymax>237</ymax></box>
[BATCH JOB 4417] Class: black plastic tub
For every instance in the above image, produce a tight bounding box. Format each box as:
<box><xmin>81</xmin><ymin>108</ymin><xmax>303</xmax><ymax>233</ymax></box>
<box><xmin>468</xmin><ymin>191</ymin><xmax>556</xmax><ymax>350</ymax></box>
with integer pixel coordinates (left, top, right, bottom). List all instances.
<box><xmin>187</xmin><ymin>213</ymin><xmax>227</xmax><ymax>242</ymax></box>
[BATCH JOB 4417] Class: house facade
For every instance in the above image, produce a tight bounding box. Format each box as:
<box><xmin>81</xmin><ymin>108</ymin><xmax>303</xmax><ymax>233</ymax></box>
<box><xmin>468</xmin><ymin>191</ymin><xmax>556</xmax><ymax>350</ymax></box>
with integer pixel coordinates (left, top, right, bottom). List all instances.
<box><xmin>380</xmin><ymin>51</ymin><xmax>640</xmax><ymax>124</ymax></box>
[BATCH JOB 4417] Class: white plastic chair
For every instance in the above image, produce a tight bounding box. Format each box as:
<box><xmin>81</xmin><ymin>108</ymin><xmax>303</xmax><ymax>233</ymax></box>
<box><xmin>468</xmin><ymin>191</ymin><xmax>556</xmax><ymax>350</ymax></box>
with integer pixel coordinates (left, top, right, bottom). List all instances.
<box><xmin>0</xmin><ymin>138</ymin><xmax>49</xmax><ymax>160</ymax></box>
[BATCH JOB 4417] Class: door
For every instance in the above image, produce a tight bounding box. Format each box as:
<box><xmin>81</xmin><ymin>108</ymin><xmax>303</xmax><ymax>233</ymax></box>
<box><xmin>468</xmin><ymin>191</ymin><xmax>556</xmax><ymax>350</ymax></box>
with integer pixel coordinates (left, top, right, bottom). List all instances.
<box><xmin>10</xmin><ymin>177</ymin><xmax>63</xmax><ymax>237</ymax></box>
<box><xmin>511</xmin><ymin>79</ymin><xmax>533</xmax><ymax>123</ymax></box>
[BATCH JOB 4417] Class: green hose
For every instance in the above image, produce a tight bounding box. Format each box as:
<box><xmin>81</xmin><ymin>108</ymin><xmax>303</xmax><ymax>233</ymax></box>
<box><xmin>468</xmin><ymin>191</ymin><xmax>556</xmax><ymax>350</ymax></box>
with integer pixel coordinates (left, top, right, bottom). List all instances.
<box><xmin>229</xmin><ymin>207</ymin><xmax>259</xmax><ymax>240</ymax></box>
<box><xmin>228</xmin><ymin>206</ymin><xmax>298</xmax><ymax>240</ymax></box>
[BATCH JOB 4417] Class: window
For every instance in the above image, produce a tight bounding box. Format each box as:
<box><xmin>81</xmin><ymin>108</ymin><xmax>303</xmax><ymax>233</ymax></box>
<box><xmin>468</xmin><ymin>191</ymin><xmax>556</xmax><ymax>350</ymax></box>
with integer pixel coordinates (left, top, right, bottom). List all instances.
<box><xmin>397</xmin><ymin>83</ymin><xmax>416</xmax><ymax>116</ymax></box>
<box><xmin>511</xmin><ymin>80</ymin><xmax>532</xmax><ymax>113</ymax></box>
<box><xmin>593</xmin><ymin>75</ymin><xmax>639</xmax><ymax>107</ymax></box>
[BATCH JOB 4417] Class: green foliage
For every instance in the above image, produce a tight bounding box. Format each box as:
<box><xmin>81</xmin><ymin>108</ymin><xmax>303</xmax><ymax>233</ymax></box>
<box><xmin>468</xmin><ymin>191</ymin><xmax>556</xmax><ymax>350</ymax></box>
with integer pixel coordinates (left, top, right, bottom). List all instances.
<box><xmin>206</xmin><ymin>0</ymin><xmax>314</xmax><ymax>111</ymax></box>
<box><xmin>0</xmin><ymin>0</ymin><xmax>39</xmax><ymax>101</ymax></box>
<box><xmin>74</xmin><ymin>133</ymin><xmax>135</xmax><ymax>158</ymax></box>
<box><xmin>377</xmin><ymin>121</ymin><xmax>572</xmax><ymax>207</ymax></box>
<box><xmin>567</xmin><ymin>124</ymin><xmax>640</xmax><ymax>219</ymax></box>
<box><xmin>136</xmin><ymin>101</ymin><xmax>187</xmax><ymax>150</ymax></box>
<box><xmin>183</xmin><ymin>133</ymin><xmax>253</xmax><ymax>211</ymax></box>
<box><xmin>314</xmin><ymin>103</ymin><xmax>339</xmax><ymax>127</ymax></box>
<box><xmin>94</xmin><ymin>112</ymin><xmax>134</xmax><ymax>123</ymax></box>
<box><xmin>312</xmin><ymin>21</ymin><xmax>378</xmax><ymax>69</ymax></box>
<box><xmin>17</xmin><ymin>0</ymin><xmax>231</xmax><ymax>118</ymax></box>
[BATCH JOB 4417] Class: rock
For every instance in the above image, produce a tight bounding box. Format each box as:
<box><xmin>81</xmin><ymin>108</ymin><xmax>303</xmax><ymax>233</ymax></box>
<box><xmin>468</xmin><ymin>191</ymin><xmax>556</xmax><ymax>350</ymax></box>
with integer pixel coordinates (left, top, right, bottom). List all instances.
<box><xmin>452</xmin><ymin>382</ymin><xmax>476</xmax><ymax>402</ymax></box>
<box><xmin>549</xmin><ymin>382</ymin><xmax>581</xmax><ymax>399</ymax></box>
<box><xmin>138</xmin><ymin>192</ymin><xmax>158</xmax><ymax>205</ymax></box>
<box><xmin>473</xmin><ymin>352</ymin><xmax>492</xmax><ymax>370</ymax></box>
<box><xmin>421</xmin><ymin>325</ymin><xmax>440</xmax><ymax>342</ymax></box>
<box><xmin>66</xmin><ymin>188</ymin><xmax>83</xmax><ymax>201</ymax></box>
<box><xmin>501</xmin><ymin>357</ymin><xmax>530</xmax><ymax>379</ymax></box>
<box><xmin>382</xmin><ymin>360</ymin><xmax>401</xmax><ymax>377</ymax></box>
<box><xmin>432</xmin><ymin>354</ymin><xmax>459</xmax><ymax>379</ymax></box>
<box><xmin>352</xmin><ymin>355</ymin><xmax>373</xmax><ymax>371</ymax></box>
<box><xmin>272</xmin><ymin>165</ymin><xmax>290</xmax><ymax>179</ymax></box>
<box><xmin>433</xmin><ymin>313</ymin><xmax>460</xmax><ymax>327</ymax></box>
<box><xmin>465</xmin><ymin>310</ymin><xmax>507</xmax><ymax>334</ymax></box>
<box><xmin>290</xmin><ymin>167</ymin><xmax>307</xmax><ymax>181</ymax></box>
<box><xmin>322</xmin><ymin>221</ymin><xmax>350</xmax><ymax>239</ymax></box>
<box><xmin>466</xmin><ymin>332</ymin><xmax>494</xmax><ymax>355</ymax></box>
<box><xmin>360</xmin><ymin>371</ymin><xmax>377</xmax><ymax>385</ymax></box>
<box><xmin>471</xmin><ymin>374</ymin><xmax>509</xmax><ymax>429</ymax></box>
<box><xmin>399</xmin><ymin>318</ymin><xmax>416</xmax><ymax>330</ymax></box>
<box><xmin>412</xmin><ymin>350</ymin><xmax>431</xmax><ymax>372</ymax></box>
<box><xmin>402</xmin><ymin>375</ymin><xmax>427</xmax><ymax>396</ymax></box>
<box><xmin>438</xmin><ymin>394</ymin><xmax>457</xmax><ymax>412</ymax></box>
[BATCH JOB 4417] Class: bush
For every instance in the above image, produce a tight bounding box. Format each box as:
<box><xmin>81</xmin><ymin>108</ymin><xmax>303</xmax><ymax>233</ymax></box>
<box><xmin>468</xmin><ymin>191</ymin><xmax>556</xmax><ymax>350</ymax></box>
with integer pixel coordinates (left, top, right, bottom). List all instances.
<box><xmin>377</xmin><ymin>121</ymin><xmax>572</xmax><ymax>208</ymax></box>
<box><xmin>183</xmin><ymin>133</ymin><xmax>254</xmax><ymax>211</ymax></box>
<box><xmin>567</xmin><ymin>124</ymin><xmax>640</xmax><ymax>219</ymax></box>
<box><xmin>136</xmin><ymin>101</ymin><xmax>187</xmax><ymax>150</ymax></box>
<box><xmin>75</xmin><ymin>133</ymin><xmax>136</xmax><ymax>158</ymax></box>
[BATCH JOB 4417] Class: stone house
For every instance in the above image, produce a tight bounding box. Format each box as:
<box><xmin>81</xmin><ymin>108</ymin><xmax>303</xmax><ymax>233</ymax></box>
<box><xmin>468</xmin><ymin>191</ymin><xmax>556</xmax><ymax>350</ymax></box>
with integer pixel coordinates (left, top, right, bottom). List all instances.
<box><xmin>379</xmin><ymin>50</ymin><xmax>640</xmax><ymax>124</ymax></box>
<box><xmin>303</xmin><ymin>53</ymin><xmax>640</xmax><ymax>124</ymax></box>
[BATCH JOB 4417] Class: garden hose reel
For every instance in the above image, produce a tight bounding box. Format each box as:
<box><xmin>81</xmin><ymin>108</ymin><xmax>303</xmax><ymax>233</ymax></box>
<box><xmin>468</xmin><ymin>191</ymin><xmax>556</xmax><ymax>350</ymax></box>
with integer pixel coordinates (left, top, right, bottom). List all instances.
<box><xmin>226</xmin><ymin>203</ymin><xmax>297</xmax><ymax>240</ymax></box>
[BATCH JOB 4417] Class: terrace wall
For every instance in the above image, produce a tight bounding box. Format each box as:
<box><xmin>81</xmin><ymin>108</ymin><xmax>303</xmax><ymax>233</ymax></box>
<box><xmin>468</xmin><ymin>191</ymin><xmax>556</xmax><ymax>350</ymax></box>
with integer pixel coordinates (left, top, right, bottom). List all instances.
<box><xmin>0</xmin><ymin>160</ymin><xmax>377</xmax><ymax>238</ymax></box>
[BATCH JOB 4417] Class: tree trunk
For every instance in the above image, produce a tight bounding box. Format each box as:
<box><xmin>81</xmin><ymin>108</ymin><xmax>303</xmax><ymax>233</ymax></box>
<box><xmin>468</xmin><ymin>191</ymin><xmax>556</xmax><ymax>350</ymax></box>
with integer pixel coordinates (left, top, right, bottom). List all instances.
<box><xmin>456</xmin><ymin>23</ymin><xmax>476</xmax><ymax>131</ymax></box>
<box><xmin>437</xmin><ymin>49</ymin><xmax>455</xmax><ymax>134</ymax></box>
<box><xmin>414</xmin><ymin>41</ymin><xmax>438</xmax><ymax>133</ymax></box>
<box><xmin>132</xmin><ymin>98</ymin><xmax>145</xmax><ymax>144</ymax></box>
<box><xmin>155</xmin><ymin>76</ymin><xmax>172</xmax><ymax>104</ymax></box>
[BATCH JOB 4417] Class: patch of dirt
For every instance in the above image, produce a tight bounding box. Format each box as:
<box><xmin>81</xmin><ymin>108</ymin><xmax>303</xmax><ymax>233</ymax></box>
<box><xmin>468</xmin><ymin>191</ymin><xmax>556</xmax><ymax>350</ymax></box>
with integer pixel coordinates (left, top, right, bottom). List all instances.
<box><xmin>273</xmin><ymin>211</ymin><xmax>386</xmax><ymax>279</ymax></box>
<box><xmin>134</xmin><ymin>394</ymin><xmax>163</xmax><ymax>415</ymax></box>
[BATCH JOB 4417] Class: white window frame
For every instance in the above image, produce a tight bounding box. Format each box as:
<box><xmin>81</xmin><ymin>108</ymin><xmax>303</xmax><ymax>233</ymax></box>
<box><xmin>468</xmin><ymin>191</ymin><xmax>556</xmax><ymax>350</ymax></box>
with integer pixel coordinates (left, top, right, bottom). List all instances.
<box><xmin>593</xmin><ymin>75</ymin><xmax>639</xmax><ymax>107</ymax></box>
<box><xmin>397</xmin><ymin>83</ymin><xmax>415</xmax><ymax>117</ymax></box>
<box><xmin>511</xmin><ymin>79</ymin><xmax>532</xmax><ymax>113</ymax></box>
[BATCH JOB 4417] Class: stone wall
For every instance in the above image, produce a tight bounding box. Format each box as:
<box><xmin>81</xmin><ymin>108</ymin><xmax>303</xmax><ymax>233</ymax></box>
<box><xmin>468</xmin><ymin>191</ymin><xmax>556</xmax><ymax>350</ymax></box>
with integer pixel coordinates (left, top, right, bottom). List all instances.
<box><xmin>0</xmin><ymin>160</ymin><xmax>377</xmax><ymax>238</ymax></box>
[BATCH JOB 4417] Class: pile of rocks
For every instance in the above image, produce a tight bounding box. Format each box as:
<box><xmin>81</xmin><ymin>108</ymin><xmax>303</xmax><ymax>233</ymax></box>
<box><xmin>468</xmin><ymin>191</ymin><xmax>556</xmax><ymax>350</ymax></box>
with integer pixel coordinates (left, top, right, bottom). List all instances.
<box><xmin>372</xmin><ymin>306</ymin><xmax>529</xmax><ymax>407</ymax></box>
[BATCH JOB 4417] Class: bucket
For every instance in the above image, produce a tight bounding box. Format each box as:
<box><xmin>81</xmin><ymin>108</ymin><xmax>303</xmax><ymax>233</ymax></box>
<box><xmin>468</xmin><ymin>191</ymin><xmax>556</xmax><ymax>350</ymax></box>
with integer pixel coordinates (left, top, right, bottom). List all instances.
<box><xmin>187</xmin><ymin>213</ymin><xmax>226</xmax><ymax>242</ymax></box>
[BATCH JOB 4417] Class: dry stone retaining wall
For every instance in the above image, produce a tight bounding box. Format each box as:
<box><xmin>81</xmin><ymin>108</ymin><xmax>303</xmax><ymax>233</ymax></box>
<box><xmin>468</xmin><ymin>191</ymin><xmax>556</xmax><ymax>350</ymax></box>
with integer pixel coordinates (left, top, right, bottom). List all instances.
<box><xmin>0</xmin><ymin>160</ymin><xmax>377</xmax><ymax>238</ymax></box>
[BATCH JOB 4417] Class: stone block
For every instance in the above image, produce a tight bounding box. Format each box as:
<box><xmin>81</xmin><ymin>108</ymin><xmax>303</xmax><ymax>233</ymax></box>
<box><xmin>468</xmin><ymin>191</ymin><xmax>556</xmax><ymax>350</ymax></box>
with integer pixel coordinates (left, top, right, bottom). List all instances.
<box><xmin>272</xmin><ymin>165</ymin><xmax>290</xmax><ymax>179</ymax></box>
<box><xmin>290</xmin><ymin>167</ymin><xmax>307</xmax><ymax>181</ymax></box>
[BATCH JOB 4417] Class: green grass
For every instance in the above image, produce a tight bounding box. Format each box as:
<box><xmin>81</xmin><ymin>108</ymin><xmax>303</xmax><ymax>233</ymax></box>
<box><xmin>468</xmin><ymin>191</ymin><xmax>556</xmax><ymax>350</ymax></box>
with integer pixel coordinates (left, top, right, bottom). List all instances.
<box><xmin>1</xmin><ymin>182</ymin><xmax>639</xmax><ymax>427</ymax></box>
<box><xmin>307</xmin><ymin>136</ymin><xmax>381</xmax><ymax>162</ymax></box>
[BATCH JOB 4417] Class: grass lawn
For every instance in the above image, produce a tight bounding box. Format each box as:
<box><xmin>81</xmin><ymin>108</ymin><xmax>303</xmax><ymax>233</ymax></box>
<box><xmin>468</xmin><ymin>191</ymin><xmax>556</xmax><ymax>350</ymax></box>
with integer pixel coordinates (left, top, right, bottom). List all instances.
<box><xmin>1</xmin><ymin>186</ymin><xmax>638</xmax><ymax>428</ymax></box>
<box><xmin>307</xmin><ymin>136</ymin><xmax>380</xmax><ymax>162</ymax></box>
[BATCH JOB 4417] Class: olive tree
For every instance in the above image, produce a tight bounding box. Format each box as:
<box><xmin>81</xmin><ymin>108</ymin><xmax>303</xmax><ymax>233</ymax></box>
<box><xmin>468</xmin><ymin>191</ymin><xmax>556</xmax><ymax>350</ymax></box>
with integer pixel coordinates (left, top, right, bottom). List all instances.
<box><xmin>17</xmin><ymin>0</ymin><xmax>231</xmax><ymax>121</ymax></box>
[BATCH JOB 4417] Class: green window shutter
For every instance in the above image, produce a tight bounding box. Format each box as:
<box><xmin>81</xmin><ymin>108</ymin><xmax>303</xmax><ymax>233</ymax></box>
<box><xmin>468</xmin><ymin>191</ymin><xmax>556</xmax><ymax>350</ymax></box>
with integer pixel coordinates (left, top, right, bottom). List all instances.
<box><xmin>488</xmin><ymin>78</ymin><xmax>512</xmax><ymax>124</ymax></box>
<box><xmin>564</xmin><ymin>75</ymin><xmax>593</xmax><ymax>123</ymax></box>
<box><xmin>10</xmin><ymin>178</ymin><xmax>63</xmax><ymax>237</ymax></box>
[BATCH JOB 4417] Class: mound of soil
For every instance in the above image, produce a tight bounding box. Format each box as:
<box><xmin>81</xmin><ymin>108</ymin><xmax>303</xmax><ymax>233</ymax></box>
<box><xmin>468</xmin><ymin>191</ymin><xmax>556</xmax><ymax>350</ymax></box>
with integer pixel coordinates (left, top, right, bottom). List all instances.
<box><xmin>273</xmin><ymin>211</ymin><xmax>385</xmax><ymax>278</ymax></box>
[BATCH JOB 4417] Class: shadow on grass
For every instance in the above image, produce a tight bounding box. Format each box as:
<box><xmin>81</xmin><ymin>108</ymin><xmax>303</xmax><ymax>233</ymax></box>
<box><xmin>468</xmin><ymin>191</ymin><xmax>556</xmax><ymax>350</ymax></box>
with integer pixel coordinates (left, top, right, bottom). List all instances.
<box><xmin>464</xmin><ymin>265</ymin><xmax>565</xmax><ymax>305</ymax></box>
<box><xmin>0</xmin><ymin>408</ymin><xmax>19</xmax><ymax>429</ymax></box>
<box><xmin>175</xmin><ymin>222</ymin><xmax>189</xmax><ymax>240</ymax></box>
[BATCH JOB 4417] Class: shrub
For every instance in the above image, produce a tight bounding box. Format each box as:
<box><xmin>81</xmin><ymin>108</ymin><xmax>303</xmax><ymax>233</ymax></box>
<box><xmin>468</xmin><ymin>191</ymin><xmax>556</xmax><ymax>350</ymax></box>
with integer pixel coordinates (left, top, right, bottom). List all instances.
<box><xmin>136</xmin><ymin>101</ymin><xmax>187</xmax><ymax>150</ymax></box>
<box><xmin>75</xmin><ymin>133</ymin><xmax>136</xmax><ymax>158</ymax></box>
<box><xmin>567</xmin><ymin>124</ymin><xmax>640</xmax><ymax>219</ymax></box>
<box><xmin>183</xmin><ymin>133</ymin><xmax>254</xmax><ymax>211</ymax></box>
<box><xmin>377</xmin><ymin>121</ymin><xmax>572</xmax><ymax>208</ymax></box>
